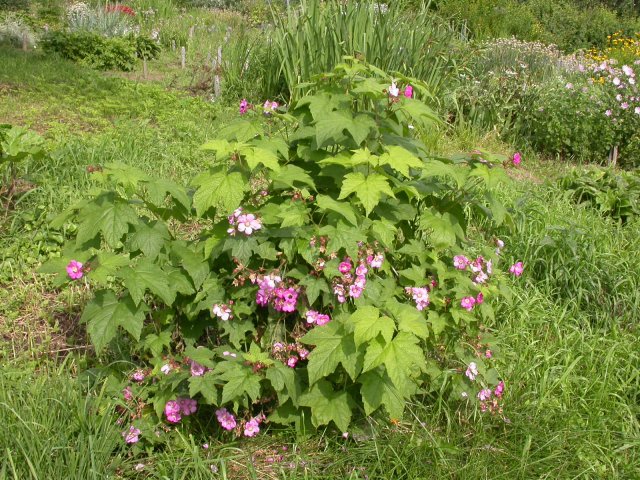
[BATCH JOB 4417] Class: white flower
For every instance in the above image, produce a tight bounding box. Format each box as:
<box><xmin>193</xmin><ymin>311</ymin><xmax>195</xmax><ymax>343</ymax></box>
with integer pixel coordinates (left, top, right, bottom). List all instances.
<box><xmin>388</xmin><ymin>81</ymin><xmax>399</xmax><ymax>97</ymax></box>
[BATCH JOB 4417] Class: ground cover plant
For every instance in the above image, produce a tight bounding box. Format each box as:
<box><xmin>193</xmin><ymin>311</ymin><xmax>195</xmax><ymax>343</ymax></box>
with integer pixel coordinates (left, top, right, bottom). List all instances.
<box><xmin>1</xmin><ymin>1</ymin><xmax>640</xmax><ymax>478</ymax></box>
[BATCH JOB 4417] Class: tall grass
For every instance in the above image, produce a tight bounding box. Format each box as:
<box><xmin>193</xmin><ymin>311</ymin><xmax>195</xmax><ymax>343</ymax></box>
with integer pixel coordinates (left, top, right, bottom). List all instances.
<box><xmin>264</xmin><ymin>0</ymin><xmax>459</xmax><ymax>101</ymax></box>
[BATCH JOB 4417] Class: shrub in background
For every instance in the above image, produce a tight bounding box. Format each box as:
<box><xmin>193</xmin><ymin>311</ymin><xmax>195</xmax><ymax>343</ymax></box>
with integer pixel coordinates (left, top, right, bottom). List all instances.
<box><xmin>41</xmin><ymin>31</ymin><xmax>138</xmax><ymax>70</ymax></box>
<box><xmin>0</xmin><ymin>11</ymin><xmax>37</xmax><ymax>47</ymax></box>
<box><xmin>43</xmin><ymin>61</ymin><xmax>515</xmax><ymax>439</ymax></box>
<box><xmin>66</xmin><ymin>1</ymin><xmax>138</xmax><ymax>37</ymax></box>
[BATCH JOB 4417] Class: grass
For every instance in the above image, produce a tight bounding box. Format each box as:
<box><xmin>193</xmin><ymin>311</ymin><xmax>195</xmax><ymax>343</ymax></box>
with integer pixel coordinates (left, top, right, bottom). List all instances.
<box><xmin>1</xmin><ymin>42</ymin><xmax>639</xmax><ymax>479</ymax></box>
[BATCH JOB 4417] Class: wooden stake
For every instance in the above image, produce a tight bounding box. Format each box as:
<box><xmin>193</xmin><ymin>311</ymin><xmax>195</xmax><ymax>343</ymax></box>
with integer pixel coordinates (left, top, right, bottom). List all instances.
<box><xmin>22</xmin><ymin>33</ymin><xmax>28</xmax><ymax>51</ymax></box>
<box><xmin>171</xmin><ymin>40</ymin><xmax>176</xmax><ymax>51</ymax></box>
<box><xmin>189</xmin><ymin>26</ymin><xmax>194</xmax><ymax>39</ymax></box>
<box><xmin>214</xmin><ymin>46</ymin><xmax>222</xmax><ymax>98</ymax></box>
<box><xmin>181</xmin><ymin>46</ymin><xmax>186</xmax><ymax>69</ymax></box>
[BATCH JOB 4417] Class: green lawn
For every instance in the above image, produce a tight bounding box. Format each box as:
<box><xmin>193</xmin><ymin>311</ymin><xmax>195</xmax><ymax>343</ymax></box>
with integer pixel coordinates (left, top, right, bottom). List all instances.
<box><xmin>1</xmin><ymin>46</ymin><xmax>639</xmax><ymax>479</ymax></box>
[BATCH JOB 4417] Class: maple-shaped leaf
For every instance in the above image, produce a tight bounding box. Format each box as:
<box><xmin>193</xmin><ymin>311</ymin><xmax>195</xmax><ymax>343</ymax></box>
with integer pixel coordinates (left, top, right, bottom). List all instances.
<box><xmin>419</xmin><ymin>209</ymin><xmax>465</xmax><ymax>249</ymax></box>
<box><xmin>217</xmin><ymin>119</ymin><xmax>262</xmax><ymax>142</ymax></box>
<box><xmin>350</xmin><ymin>306</ymin><xmax>395</xmax><ymax>347</ymax></box>
<box><xmin>385</xmin><ymin>298</ymin><xmax>428</xmax><ymax>340</ymax></box>
<box><xmin>145</xmin><ymin>178</ymin><xmax>191</xmax><ymax>211</ymax></box>
<box><xmin>81</xmin><ymin>290</ymin><xmax>147</xmax><ymax>352</ymax></box>
<box><xmin>277</xmin><ymin>201</ymin><xmax>310</xmax><ymax>227</ymax></box>
<box><xmin>189</xmin><ymin>371</ymin><xmax>220</xmax><ymax>405</ymax></box>
<box><xmin>362</xmin><ymin>332</ymin><xmax>426</xmax><ymax>391</ymax></box>
<box><xmin>271</xmin><ymin>164</ymin><xmax>316</xmax><ymax>191</ymax></box>
<box><xmin>129</xmin><ymin>221</ymin><xmax>170</xmax><ymax>259</ymax></box>
<box><xmin>299</xmin><ymin>276</ymin><xmax>330</xmax><ymax>306</ymax></box>
<box><xmin>318</xmin><ymin>222</ymin><xmax>365</xmax><ymax>259</ymax></box>
<box><xmin>359</xmin><ymin>368</ymin><xmax>410</xmax><ymax>420</ymax></box>
<box><xmin>301</xmin><ymin>320</ymin><xmax>362</xmax><ymax>384</ymax></box>
<box><xmin>200</xmin><ymin>139</ymin><xmax>238</xmax><ymax>158</ymax></box>
<box><xmin>299</xmin><ymin>379</ymin><xmax>352</xmax><ymax>432</ymax></box>
<box><xmin>266</xmin><ymin>362</ymin><xmax>301</xmax><ymax>406</ymax></box>
<box><xmin>315</xmin><ymin>111</ymin><xmax>351</xmax><ymax>147</ymax></box>
<box><xmin>379</xmin><ymin>145</ymin><xmax>424</xmax><ymax>178</ymax></box>
<box><xmin>118</xmin><ymin>260</ymin><xmax>175</xmax><ymax>306</ymax></box>
<box><xmin>369</xmin><ymin>219</ymin><xmax>396</xmax><ymax>248</ymax></box>
<box><xmin>184</xmin><ymin>345</ymin><xmax>216</xmax><ymax>368</ymax></box>
<box><xmin>241</xmin><ymin>146</ymin><xmax>281</xmax><ymax>172</ymax></box>
<box><xmin>76</xmin><ymin>194</ymin><xmax>138</xmax><ymax>248</ymax></box>
<box><xmin>192</xmin><ymin>169</ymin><xmax>246</xmax><ymax>217</ymax></box>
<box><xmin>218</xmin><ymin>363</ymin><xmax>261</xmax><ymax>404</ymax></box>
<box><xmin>171</xmin><ymin>242</ymin><xmax>209</xmax><ymax>290</ymax></box>
<box><xmin>338</xmin><ymin>172</ymin><xmax>395</xmax><ymax>216</ymax></box>
<box><xmin>88</xmin><ymin>251</ymin><xmax>130</xmax><ymax>286</ymax></box>
<box><xmin>315</xmin><ymin>195</ymin><xmax>359</xmax><ymax>226</ymax></box>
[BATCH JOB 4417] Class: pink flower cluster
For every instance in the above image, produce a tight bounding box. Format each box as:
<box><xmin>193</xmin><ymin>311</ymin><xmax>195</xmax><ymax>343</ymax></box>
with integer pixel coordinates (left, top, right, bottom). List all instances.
<box><xmin>190</xmin><ymin>360</ymin><xmax>207</xmax><ymax>377</ymax></box>
<box><xmin>454</xmin><ymin>255</ymin><xmax>492</xmax><ymax>284</ymax></box>
<box><xmin>478</xmin><ymin>381</ymin><xmax>505</xmax><ymax>414</ymax></box>
<box><xmin>243</xmin><ymin>413</ymin><xmax>266</xmax><ymax>437</ymax></box>
<box><xmin>263</xmin><ymin>100</ymin><xmax>279</xmax><ymax>113</ymax></box>
<box><xmin>590</xmin><ymin>60</ymin><xmax>640</xmax><ymax>120</ymax></box>
<box><xmin>405</xmin><ymin>286</ymin><xmax>430</xmax><ymax>311</ymax></box>
<box><xmin>130</xmin><ymin>369</ymin><xmax>146</xmax><ymax>382</ymax></box>
<box><xmin>228</xmin><ymin>207</ymin><xmax>262</xmax><ymax>236</ymax></box>
<box><xmin>461</xmin><ymin>292</ymin><xmax>483</xmax><ymax>312</ymax></box>
<box><xmin>509</xmin><ymin>261</ymin><xmax>524</xmax><ymax>277</ymax></box>
<box><xmin>254</xmin><ymin>274</ymin><xmax>299</xmax><ymax>313</ymax></box>
<box><xmin>512</xmin><ymin>152</ymin><xmax>522</xmax><ymax>166</ymax></box>
<box><xmin>216</xmin><ymin>408</ymin><xmax>236</xmax><ymax>431</ymax></box>
<box><xmin>66</xmin><ymin>260</ymin><xmax>84</xmax><ymax>280</ymax></box>
<box><xmin>122</xmin><ymin>425</ymin><xmax>141</xmax><ymax>444</ymax></box>
<box><xmin>164</xmin><ymin>397</ymin><xmax>198</xmax><ymax>424</ymax></box>
<box><xmin>465</xmin><ymin>362</ymin><xmax>478</xmax><ymax>381</ymax></box>
<box><xmin>332</xmin><ymin>254</ymin><xmax>382</xmax><ymax>303</ymax></box>
<box><xmin>212</xmin><ymin>303</ymin><xmax>233</xmax><ymax>321</ymax></box>
<box><xmin>239</xmin><ymin>99</ymin><xmax>249</xmax><ymax>114</ymax></box>
<box><xmin>272</xmin><ymin>341</ymin><xmax>309</xmax><ymax>368</ymax></box>
<box><xmin>305</xmin><ymin>310</ymin><xmax>331</xmax><ymax>326</ymax></box>
<box><xmin>388</xmin><ymin>81</ymin><xmax>414</xmax><ymax>99</ymax></box>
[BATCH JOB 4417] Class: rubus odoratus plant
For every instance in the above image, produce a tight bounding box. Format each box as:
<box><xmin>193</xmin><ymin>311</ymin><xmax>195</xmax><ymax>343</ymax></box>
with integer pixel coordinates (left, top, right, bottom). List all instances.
<box><xmin>43</xmin><ymin>59</ymin><xmax>521</xmax><ymax>444</ymax></box>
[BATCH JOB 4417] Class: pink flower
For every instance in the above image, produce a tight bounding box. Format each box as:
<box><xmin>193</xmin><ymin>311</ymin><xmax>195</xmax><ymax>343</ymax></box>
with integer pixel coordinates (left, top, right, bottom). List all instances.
<box><xmin>131</xmin><ymin>370</ymin><xmax>145</xmax><ymax>382</ymax></box>
<box><xmin>477</xmin><ymin>388</ymin><xmax>492</xmax><ymax>401</ymax></box>
<box><xmin>239</xmin><ymin>99</ymin><xmax>248</xmax><ymax>114</ymax></box>
<box><xmin>621</xmin><ymin>102</ymin><xmax>629</xmax><ymax>109</ymax></box>
<box><xmin>348</xmin><ymin>284</ymin><xmax>363</xmax><ymax>298</ymax></box>
<box><xmin>605</xmin><ymin>109</ymin><xmax>612</xmax><ymax>117</ymax></box>
<box><xmin>355</xmin><ymin>264</ymin><xmax>368</xmax><ymax>276</ymax></box>
<box><xmin>286</xmin><ymin>356</ymin><xmax>298</xmax><ymax>368</ymax></box>
<box><xmin>509</xmin><ymin>261</ymin><xmax>524</xmax><ymax>277</ymax></box>
<box><xmin>635</xmin><ymin>107</ymin><xmax>640</xmax><ymax>115</ymax></box>
<box><xmin>190</xmin><ymin>361</ymin><xmax>206</xmax><ymax>377</ymax></box>
<box><xmin>354</xmin><ymin>275</ymin><xmax>367</xmax><ymax>288</ymax></box>
<box><xmin>494</xmin><ymin>381</ymin><xmax>505</xmax><ymax>398</ymax></box>
<box><xmin>485</xmin><ymin>349</ymin><xmax>492</xmax><ymax>358</ymax></box>
<box><xmin>178</xmin><ymin>397</ymin><xmax>197</xmax><ymax>416</ymax></box>
<box><xmin>215</xmin><ymin>408</ymin><xmax>237</xmax><ymax>431</ymax></box>
<box><xmin>453</xmin><ymin>255</ymin><xmax>469</xmax><ymax>270</ymax></box>
<box><xmin>512</xmin><ymin>152</ymin><xmax>522</xmax><ymax>166</ymax></box>
<box><xmin>613</xmin><ymin>77</ymin><xmax>621</xmax><ymax>86</ymax></box>
<box><xmin>465</xmin><ymin>362</ymin><xmax>478</xmax><ymax>381</ymax></box>
<box><xmin>461</xmin><ymin>296</ymin><xmax>476</xmax><ymax>311</ymax></box>
<box><xmin>367</xmin><ymin>253</ymin><xmax>384</xmax><ymax>269</ymax></box>
<box><xmin>160</xmin><ymin>364</ymin><xmax>172</xmax><ymax>374</ymax></box>
<box><xmin>165</xmin><ymin>400</ymin><xmax>182</xmax><ymax>424</ymax></box>
<box><xmin>404</xmin><ymin>85</ymin><xmax>413</xmax><ymax>98</ymax></box>
<box><xmin>236</xmin><ymin>213</ymin><xmax>262</xmax><ymax>235</ymax></box>
<box><xmin>565</xmin><ymin>82</ymin><xmax>573</xmax><ymax>89</ymax></box>
<box><xmin>622</xmin><ymin>65</ymin><xmax>634</xmax><ymax>76</ymax></box>
<box><xmin>388</xmin><ymin>81</ymin><xmax>399</xmax><ymax>97</ymax></box>
<box><xmin>66</xmin><ymin>260</ymin><xmax>84</xmax><ymax>280</ymax></box>
<box><xmin>122</xmin><ymin>425</ymin><xmax>141</xmax><ymax>444</ymax></box>
<box><xmin>212</xmin><ymin>304</ymin><xmax>233</xmax><ymax>321</ymax></box>
<box><xmin>306</xmin><ymin>310</ymin><xmax>331</xmax><ymax>326</ymax></box>
<box><xmin>298</xmin><ymin>348</ymin><xmax>310</xmax><ymax>359</ymax></box>
<box><xmin>406</xmin><ymin>286</ymin><xmax>430</xmax><ymax>311</ymax></box>
<box><xmin>339</xmin><ymin>260</ymin><xmax>353</xmax><ymax>274</ymax></box>
<box><xmin>263</xmin><ymin>100</ymin><xmax>278</xmax><ymax>113</ymax></box>
<box><xmin>476</xmin><ymin>292</ymin><xmax>484</xmax><ymax>305</ymax></box>
<box><xmin>123</xmin><ymin>386</ymin><xmax>133</xmax><ymax>401</ymax></box>
<box><xmin>474</xmin><ymin>271</ymin><xmax>488</xmax><ymax>284</ymax></box>
<box><xmin>243</xmin><ymin>417</ymin><xmax>261</xmax><ymax>437</ymax></box>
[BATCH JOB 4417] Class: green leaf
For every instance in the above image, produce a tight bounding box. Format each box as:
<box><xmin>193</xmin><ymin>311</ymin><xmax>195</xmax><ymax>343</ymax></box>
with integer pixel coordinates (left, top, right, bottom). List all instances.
<box><xmin>220</xmin><ymin>364</ymin><xmax>261</xmax><ymax>404</ymax></box>
<box><xmin>76</xmin><ymin>195</ymin><xmax>138</xmax><ymax>247</ymax></box>
<box><xmin>379</xmin><ymin>145</ymin><xmax>424</xmax><ymax>178</ymax></box>
<box><xmin>350</xmin><ymin>306</ymin><xmax>395</xmax><ymax>347</ymax></box>
<box><xmin>119</xmin><ymin>261</ymin><xmax>175</xmax><ymax>306</ymax></box>
<box><xmin>277</xmin><ymin>201</ymin><xmax>310</xmax><ymax>228</ymax></box>
<box><xmin>189</xmin><ymin>372</ymin><xmax>220</xmax><ymax>404</ymax></box>
<box><xmin>266</xmin><ymin>362</ymin><xmax>300</xmax><ymax>406</ymax></box>
<box><xmin>360</xmin><ymin>369</ymin><xmax>406</xmax><ymax>419</ymax></box>
<box><xmin>185</xmin><ymin>345</ymin><xmax>216</xmax><ymax>368</ymax></box>
<box><xmin>315</xmin><ymin>111</ymin><xmax>349</xmax><ymax>147</ymax></box>
<box><xmin>338</xmin><ymin>172</ymin><xmax>394</xmax><ymax>216</ymax></box>
<box><xmin>255</xmin><ymin>241</ymin><xmax>278</xmax><ymax>260</ymax></box>
<box><xmin>146</xmin><ymin>179</ymin><xmax>191</xmax><ymax>211</ymax></box>
<box><xmin>419</xmin><ymin>209</ymin><xmax>461</xmax><ymax>248</ymax></box>
<box><xmin>370</xmin><ymin>219</ymin><xmax>396</xmax><ymax>248</ymax></box>
<box><xmin>299</xmin><ymin>380</ymin><xmax>352</xmax><ymax>432</ymax></box>
<box><xmin>192</xmin><ymin>169</ymin><xmax>246</xmax><ymax>217</ymax></box>
<box><xmin>299</xmin><ymin>276</ymin><xmax>330</xmax><ymax>306</ymax></box>
<box><xmin>143</xmin><ymin>329</ymin><xmax>172</xmax><ymax>356</ymax></box>
<box><xmin>319</xmin><ymin>222</ymin><xmax>364</xmax><ymax>259</ymax></box>
<box><xmin>217</xmin><ymin>119</ymin><xmax>262</xmax><ymax>142</ymax></box>
<box><xmin>130</xmin><ymin>221</ymin><xmax>170</xmax><ymax>259</ymax></box>
<box><xmin>301</xmin><ymin>321</ymin><xmax>362</xmax><ymax>384</ymax></box>
<box><xmin>201</xmin><ymin>139</ymin><xmax>236</xmax><ymax>158</ymax></box>
<box><xmin>81</xmin><ymin>291</ymin><xmax>146</xmax><ymax>352</ymax></box>
<box><xmin>428</xmin><ymin>311</ymin><xmax>447</xmax><ymax>336</ymax></box>
<box><xmin>88</xmin><ymin>252</ymin><xmax>130</xmax><ymax>285</ymax></box>
<box><xmin>271</xmin><ymin>164</ymin><xmax>316</xmax><ymax>190</ymax></box>
<box><xmin>386</xmin><ymin>299</ymin><xmax>428</xmax><ymax>340</ymax></box>
<box><xmin>241</xmin><ymin>146</ymin><xmax>281</xmax><ymax>172</ymax></box>
<box><xmin>171</xmin><ymin>243</ymin><xmax>209</xmax><ymax>290</ymax></box>
<box><xmin>316</xmin><ymin>195</ymin><xmax>358</xmax><ymax>226</ymax></box>
<box><xmin>362</xmin><ymin>332</ymin><xmax>426</xmax><ymax>390</ymax></box>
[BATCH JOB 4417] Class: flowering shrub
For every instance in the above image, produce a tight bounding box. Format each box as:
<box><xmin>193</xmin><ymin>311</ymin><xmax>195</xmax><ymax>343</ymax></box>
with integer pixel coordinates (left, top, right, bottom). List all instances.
<box><xmin>45</xmin><ymin>61</ymin><xmax>515</xmax><ymax>439</ymax></box>
<box><xmin>520</xmin><ymin>59</ymin><xmax>640</xmax><ymax>166</ymax></box>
